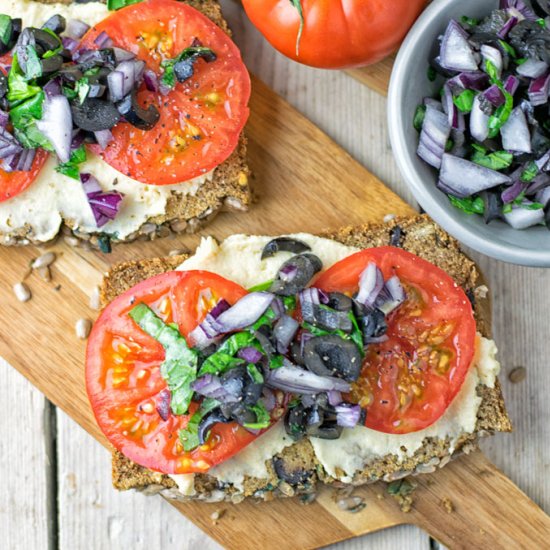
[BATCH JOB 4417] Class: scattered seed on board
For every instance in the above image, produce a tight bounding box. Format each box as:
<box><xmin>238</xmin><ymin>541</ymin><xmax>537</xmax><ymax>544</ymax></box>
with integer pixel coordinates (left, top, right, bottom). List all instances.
<box><xmin>89</xmin><ymin>286</ymin><xmax>101</xmax><ymax>311</ymax></box>
<box><xmin>13</xmin><ymin>282</ymin><xmax>31</xmax><ymax>302</ymax></box>
<box><xmin>337</xmin><ymin>496</ymin><xmax>366</xmax><ymax>513</ymax></box>
<box><xmin>37</xmin><ymin>267</ymin><xmax>51</xmax><ymax>282</ymax></box>
<box><xmin>508</xmin><ymin>366</ymin><xmax>526</xmax><ymax>384</ymax></box>
<box><xmin>31</xmin><ymin>252</ymin><xmax>56</xmax><ymax>270</ymax></box>
<box><xmin>76</xmin><ymin>318</ymin><xmax>92</xmax><ymax>340</ymax></box>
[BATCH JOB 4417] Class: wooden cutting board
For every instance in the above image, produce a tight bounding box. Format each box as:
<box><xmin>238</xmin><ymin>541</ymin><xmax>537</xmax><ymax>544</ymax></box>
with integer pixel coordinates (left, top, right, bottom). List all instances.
<box><xmin>0</xmin><ymin>76</ymin><xmax>548</xmax><ymax>549</ymax></box>
<box><xmin>346</xmin><ymin>55</ymin><xmax>394</xmax><ymax>96</ymax></box>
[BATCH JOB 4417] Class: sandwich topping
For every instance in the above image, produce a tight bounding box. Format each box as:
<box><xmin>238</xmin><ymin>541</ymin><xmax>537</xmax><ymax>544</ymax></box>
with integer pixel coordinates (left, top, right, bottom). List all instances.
<box><xmin>86</xmin><ymin>234</ymin><xmax>491</xmax><ymax>477</ymax></box>
<box><xmin>0</xmin><ymin>0</ymin><xmax>250</xmax><ymax>241</ymax></box>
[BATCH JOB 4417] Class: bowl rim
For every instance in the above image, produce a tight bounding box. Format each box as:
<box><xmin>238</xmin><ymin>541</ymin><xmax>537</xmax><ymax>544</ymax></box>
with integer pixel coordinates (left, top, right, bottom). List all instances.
<box><xmin>388</xmin><ymin>0</ymin><xmax>550</xmax><ymax>267</ymax></box>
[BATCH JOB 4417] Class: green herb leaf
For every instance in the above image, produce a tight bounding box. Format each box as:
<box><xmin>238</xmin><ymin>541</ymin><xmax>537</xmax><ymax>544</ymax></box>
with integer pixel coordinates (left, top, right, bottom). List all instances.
<box><xmin>107</xmin><ymin>0</ymin><xmax>143</xmax><ymax>10</ymax></box>
<box><xmin>7</xmin><ymin>55</ymin><xmax>41</xmax><ymax>104</ymax></box>
<box><xmin>522</xmin><ymin>202</ymin><xmax>544</xmax><ymax>210</ymax></box>
<box><xmin>283</xmin><ymin>296</ymin><xmax>296</xmax><ymax>313</ymax></box>
<box><xmin>243</xmin><ymin>402</ymin><xmax>271</xmax><ymax>430</ymax></box>
<box><xmin>9</xmin><ymin>91</ymin><xmax>53</xmax><ymax>151</ymax></box>
<box><xmin>448</xmin><ymin>195</ymin><xmax>485</xmax><ymax>215</ymax></box>
<box><xmin>498</xmin><ymin>40</ymin><xmax>516</xmax><ymax>58</ymax></box>
<box><xmin>247</xmin><ymin>280</ymin><xmax>273</xmax><ymax>292</ymax></box>
<box><xmin>246</xmin><ymin>363</ymin><xmax>264</xmax><ymax>384</ymax></box>
<box><xmin>537</xmin><ymin>18</ymin><xmax>546</xmax><ymax>28</ymax></box>
<box><xmin>98</xmin><ymin>233</ymin><xmax>112</xmax><ymax>253</ymax></box>
<box><xmin>269</xmin><ymin>355</ymin><xmax>284</xmax><ymax>370</ymax></box>
<box><xmin>488</xmin><ymin>89</ymin><xmax>513</xmax><ymax>138</ymax></box>
<box><xmin>427</xmin><ymin>66</ymin><xmax>437</xmax><ymax>82</ymax></box>
<box><xmin>55</xmin><ymin>145</ymin><xmax>86</xmax><ymax>180</ymax></box>
<box><xmin>503</xmin><ymin>203</ymin><xmax>513</xmax><ymax>214</ymax></box>
<box><xmin>178</xmin><ymin>397</ymin><xmax>220</xmax><ymax>452</ymax></box>
<box><xmin>520</xmin><ymin>161</ymin><xmax>538</xmax><ymax>182</ymax></box>
<box><xmin>160</xmin><ymin>46</ymin><xmax>216</xmax><ymax>89</ymax></box>
<box><xmin>0</xmin><ymin>14</ymin><xmax>12</xmax><ymax>47</ymax></box>
<box><xmin>413</xmin><ymin>104</ymin><xmax>426</xmax><ymax>132</ymax></box>
<box><xmin>199</xmin><ymin>352</ymin><xmax>244</xmax><ymax>376</ymax></box>
<box><xmin>453</xmin><ymin>89</ymin><xmax>475</xmax><ymax>113</ymax></box>
<box><xmin>75</xmin><ymin>77</ymin><xmax>91</xmax><ymax>105</ymax></box>
<box><xmin>471</xmin><ymin>148</ymin><xmax>513</xmax><ymax>171</ymax></box>
<box><xmin>129</xmin><ymin>303</ymin><xmax>199</xmax><ymax>415</ymax></box>
<box><xmin>485</xmin><ymin>59</ymin><xmax>500</xmax><ymax>84</ymax></box>
<box><xmin>460</xmin><ymin>15</ymin><xmax>479</xmax><ymax>27</ymax></box>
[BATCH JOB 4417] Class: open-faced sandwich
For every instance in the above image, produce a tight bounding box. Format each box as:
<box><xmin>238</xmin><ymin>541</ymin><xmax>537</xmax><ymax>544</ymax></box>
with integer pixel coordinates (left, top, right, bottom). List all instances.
<box><xmin>0</xmin><ymin>0</ymin><xmax>250</xmax><ymax>249</ymax></box>
<box><xmin>86</xmin><ymin>215</ymin><xmax>511</xmax><ymax>502</ymax></box>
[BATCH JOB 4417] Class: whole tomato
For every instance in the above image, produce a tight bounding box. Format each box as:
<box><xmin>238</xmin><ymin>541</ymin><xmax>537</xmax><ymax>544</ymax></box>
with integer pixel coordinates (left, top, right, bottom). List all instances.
<box><xmin>242</xmin><ymin>0</ymin><xmax>428</xmax><ymax>69</ymax></box>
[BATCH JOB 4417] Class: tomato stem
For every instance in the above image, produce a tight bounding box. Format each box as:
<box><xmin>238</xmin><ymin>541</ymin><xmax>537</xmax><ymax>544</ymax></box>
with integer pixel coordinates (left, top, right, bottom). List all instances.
<box><xmin>289</xmin><ymin>0</ymin><xmax>304</xmax><ymax>56</ymax></box>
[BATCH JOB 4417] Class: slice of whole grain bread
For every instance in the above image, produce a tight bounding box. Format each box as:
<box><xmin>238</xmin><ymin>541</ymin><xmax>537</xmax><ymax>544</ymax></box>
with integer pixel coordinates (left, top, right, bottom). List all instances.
<box><xmin>2</xmin><ymin>0</ymin><xmax>250</xmax><ymax>247</ymax></box>
<box><xmin>101</xmin><ymin>215</ymin><xmax>511</xmax><ymax>502</ymax></box>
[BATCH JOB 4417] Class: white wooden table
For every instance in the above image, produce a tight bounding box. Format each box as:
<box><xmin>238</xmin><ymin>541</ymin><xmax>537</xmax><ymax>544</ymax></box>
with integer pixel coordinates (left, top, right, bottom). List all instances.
<box><xmin>1</xmin><ymin>2</ymin><xmax>549</xmax><ymax>549</ymax></box>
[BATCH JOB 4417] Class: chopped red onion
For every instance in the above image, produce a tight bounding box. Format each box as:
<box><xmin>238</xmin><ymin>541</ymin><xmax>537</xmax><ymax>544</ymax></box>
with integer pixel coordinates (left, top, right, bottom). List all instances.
<box><xmin>143</xmin><ymin>69</ymin><xmax>159</xmax><ymax>92</ymax></box>
<box><xmin>501</xmin><ymin>181</ymin><xmax>525</xmax><ymax>203</ymax></box>
<box><xmin>299</xmin><ymin>287</ymin><xmax>320</xmax><ymax>306</ymax></box>
<box><xmin>481</xmin><ymin>45</ymin><xmax>503</xmax><ymax>77</ymax></box>
<box><xmin>498</xmin><ymin>15</ymin><xmax>518</xmax><ymax>38</ymax></box>
<box><xmin>0</xmin><ymin>127</ymin><xmax>23</xmax><ymax>159</ymax></box>
<box><xmin>260</xmin><ymin>388</ymin><xmax>277</xmax><ymax>411</ymax></box>
<box><xmin>36</xmin><ymin>94</ymin><xmax>72</xmax><ymax>163</ymax></box>
<box><xmin>517</xmin><ymin>58</ymin><xmax>549</xmax><ymax>79</ymax></box>
<box><xmin>66</xmin><ymin>19</ymin><xmax>90</xmax><ymax>39</ymax></box>
<box><xmin>503</xmin><ymin>204</ymin><xmax>545</xmax><ymax>228</ymax></box>
<box><xmin>335</xmin><ymin>404</ymin><xmax>363</xmax><ymax>428</ymax></box>
<box><xmin>439</xmin><ymin>154</ymin><xmax>511</xmax><ymax>198</ymax></box>
<box><xmin>274</xmin><ymin>315</ymin><xmax>299</xmax><ymax>354</ymax></box>
<box><xmin>470</xmin><ymin>95</ymin><xmax>490</xmax><ymax>142</ymax></box>
<box><xmin>280</xmin><ymin>264</ymin><xmax>298</xmax><ymax>283</ymax></box>
<box><xmin>483</xmin><ymin>84</ymin><xmax>505</xmax><ymax>107</ymax></box>
<box><xmin>1</xmin><ymin>148</ymin><xmax>36</xmax><ymax>172</ymax></box>
<box><xmin>0</xmin><ymin>110</ymin><xmax>8</xmax><ymax>129</ymax></box>
<box><xmin>356</xmin><ymin>262</ymin><xmax>384</xmax><ymax>308</ymax></box>
<box><xmin>450</xmin><ymin>72</ymin><xmax>489</xmax><ymax>91</ymax></box>
<box><xmin>94</xmin><ymin>129</ymin><xmax>113</xmax><ymax>151</ymax></box>
<box><xmin>500</xmin><ymin>0</ymin><xmax>538</xmax><ymax>21</ymax></box>
<box><xmin>267</xmin><ymin>362</ymin><xmax>351</xmax><ymax>394</ymax></box>
<box><xmin>113</xmin><ymin>47</ymin><xmax>136</xmax><ymax>62</ymax></box>
<box><xmin>237</xmin><ymin>346</ymin><xmax>263</xmax><ymax>363</ymax></box>
<box><xmin>62</xmin><ymin>36</ymin><xmax>79</xmax><ymax>53</ymax></box>
<box><xmin>417</xmin><ymin>106</ymin><xmax>451</xmax><ymax>169</ymax></box>
<box><xmin>327</xmin><ymin>390</ymin><xmax>343</xmax><ymax>407</ymax></box>
<box><xmin>527</xmin><ymin>172</ymin><xmax>550</xmax><ymax>194</ymax></box>
<box><xmin>94</xmin><ymin>30</ymin><xmax>113</xmax><ymax>49</ymax></box>
<box><xmin>156</xmin><ymin>389</ymin><xmax>171</xmax><ymax>421</ymax></box>
<box><xmin>501</xmin><ymin>107</ymin><xmax>532</xmax><ymax>154</ymax></box>
<box><xmin>528</xmin><ymin>73</ymin><xmax>550</xmax><ymax>106</ymax></box>
<box><xmin>80</xmin><ymin>173</ymin><xmax>124</xmax><ymax>228</ymax></box>
<box><xmin>504</xmin><ymin>75</ymin><xmax>520</xmax><ymax>96</ymax></box>
<box><xmin>377</xmin><ymin>275</ymin><xmax>406</xmax><ymax>315</ymax></box>
<box><xmin>439</xmin><ymin>20</ymin><xmax>479</xmax><ymax>72</ymax></box>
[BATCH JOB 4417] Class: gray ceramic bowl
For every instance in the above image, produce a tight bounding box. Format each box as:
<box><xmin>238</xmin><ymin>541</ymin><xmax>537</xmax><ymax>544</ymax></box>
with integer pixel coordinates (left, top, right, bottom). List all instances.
<box><xmin>388</xmin><ymin>0</ymin><xmax>550</xmax><ymax>267</ymax></box>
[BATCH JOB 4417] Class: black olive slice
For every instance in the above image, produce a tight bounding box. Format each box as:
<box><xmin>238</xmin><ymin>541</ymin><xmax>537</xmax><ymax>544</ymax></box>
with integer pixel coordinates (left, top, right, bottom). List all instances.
<box><xmin>303</xmin><ymin>335</ymin><xmax>362</xmax><ymax>382</ymax></box>
<box><xmin>270</xmin><ymin>253</ymin><xmax>322</xmax><ymax>296</ymax></box>
<box><xmin>116</xmin><ymin>90</ymin><xmax>160</xmax><ymax>131</ymax></box>
<box><xmin>261</xmin><ymin>237</ymin><xmax>312</xmax><ymax>259</ymax></box>
<box><xmin>42</xmin><ymin>14</ymin><xmax>66</xmax><ymax>35</ymax></box>
<box><xmin>72</xmin><ymin>98</ymin><xmax>121</xmax><ymax>131</ymax></box>
<box><xmin>197</xmin><ymin>410</ymin><xmax>231</xmax><ymax>445</ymax></box>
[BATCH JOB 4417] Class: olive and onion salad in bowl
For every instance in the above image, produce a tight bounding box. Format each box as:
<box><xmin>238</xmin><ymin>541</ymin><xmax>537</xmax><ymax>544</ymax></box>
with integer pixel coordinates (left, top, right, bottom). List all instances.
<box><xmin>129</xmin><ymin>237</ymin><xmax>405</xmax><ymax>451</ymax></box>
<box><xmin>415</xmin><ymin>0</ymin><xmax>550</xmax><ymax>230</ymax></box>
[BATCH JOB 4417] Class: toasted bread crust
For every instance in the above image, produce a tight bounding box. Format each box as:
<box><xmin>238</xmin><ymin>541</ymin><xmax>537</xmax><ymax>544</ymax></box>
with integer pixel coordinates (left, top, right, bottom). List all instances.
<box><xmin>103</xmin><ymin>215</ymin><xmax>511</xmax><ymax>500</ymax></box>
<box><xmin>1</xmin><ymin>0</ymin><xmax>251</xmax><ymax>247</ymax></box>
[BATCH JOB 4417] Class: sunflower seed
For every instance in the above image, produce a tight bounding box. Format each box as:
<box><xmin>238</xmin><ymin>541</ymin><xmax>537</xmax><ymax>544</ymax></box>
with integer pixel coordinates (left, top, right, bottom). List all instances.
<box><xmin>32</xmin><ymin>252</ymin><xmax>56</xmax><ymax>269</ymax></box>
<box><xmin>89</xmin><ymin>286</ymin><xmax>101</xmax><ymax>311</ymax></box>
<box><xmin>508</xmin><ymin>366</ymin><xmax>526</xmax><ymax>383</ymax></box>
<box><xmin>13</xmin><ymin>282</ymin><xmax>31</xmax><ymax>302</ymax></box>
<box><xmin>75</xmin><ymin>318</ymin><xmax>92</xmax><ymax>340</ymax></box>
<box><xmin>337</xmin><ymin>496</ymin><xmax>365</xmax><ymax>513</ymax></box>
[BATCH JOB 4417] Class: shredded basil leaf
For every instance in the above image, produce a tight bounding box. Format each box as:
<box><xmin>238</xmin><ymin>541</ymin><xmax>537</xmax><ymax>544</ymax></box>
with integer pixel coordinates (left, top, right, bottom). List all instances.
<box><xmin>243</xmin><ymin>402</ymin><xmax>271</xmax><ymax>430</ymax></box>
<box><xmin>488</xmin><ymin>89</ymin><xmax>513</xmax><ymax>139</ymax></box>
<box><xmin>269</xmin><ymin>355</ymin><xmax>284</xmax><ymax>370</ymax></box>
<box><xmin>460</xmin><ymin>15</ymin><xmax>479</xmax><ymax>27</ymax></box>
<box><xmin>427</xmin><ymin>66</ymin><xmax>436</xmax><ymax>82</ymax></box>
<box><xmin>55</xmin><ymin>145</ymin><xmax>86</xmax><ymax>180</ymax></box>
<box><xmin>7</xmin><ymin>55</ymin><xmax>41</xmax><ymax>103</ymax></box>
<box><xmin>413</xmin><ymin>104</ymin><xmax>426</xmax><ymax>132</ymax></box>
<box><xmin>248</xmin><ymin>280</ymin><xmax>273</xmax><ymax>292</ymax></box>
<box><xmin>471</xmin><ymin>146</ymin><xmax>513</xmax><ymax>171</ymax></box>
<box><xmin>453</xmin><ymin>89</ymin><xmax>475</xmax><ymax>113</ymax></box>
<box><xmin>0</xmin><ymin>14</ymin><xmax>12</xmax><ymax>47</ymax></box>
<box><xmin>246</xmin><ymin>363</ymin><xmax>264</xmax><ymax>384</ymax></box>
<box><xmin>178</xmin><ymin>398</ymin><xmax>220</xmax><ymax>452</ymax></box>
<box><xmin>523</xmin><ymin>202</ymin><xmax>544</xmax><ymax>210</ymax></box>
<box><xmin>520</xmin><ymin>161</ymin><xmax>538</xmax><ymax>182</ymax></box>
<box><xmin>448</xmin><ymin>195</ymin><xmax>485</xmax><ymax>215</ymax></box>
<box><xmin>107</xmin><ymin>0</ymin><xmax>143</xmax><ymax>10</ymax></box>
<box><xmin>498</xmin><ymin>40</ymin><xmax>516</xmax><ymax>58</ymax></box>
<box><xmin>503</xmin><ymin>203</ymin><xmax>513</xmax><ymax>214</ymax></box>
<box><xmin>129</xmin><ymin>303</ymin><xmax>198</xmax><ymax>415</ymax></box>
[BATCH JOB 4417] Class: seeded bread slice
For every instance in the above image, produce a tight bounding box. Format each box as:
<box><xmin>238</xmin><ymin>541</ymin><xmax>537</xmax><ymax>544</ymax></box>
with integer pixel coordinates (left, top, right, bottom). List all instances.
<box><xmin>1</xmin><ymin>0</ymin><xmax>250</xmax><ymax>247</ymax></box>
<box><xmin>101</xmin><ymin>215</ymin><xmax>511</xmax><ymax>502</ymax></box>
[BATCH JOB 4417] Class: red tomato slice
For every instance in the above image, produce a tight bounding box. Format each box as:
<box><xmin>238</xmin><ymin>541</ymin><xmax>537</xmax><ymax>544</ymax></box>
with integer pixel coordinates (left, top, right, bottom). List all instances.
<box><xmin>86</xmin><ymin>270</ymin><xmax>274</xmax><ymax>475</ymax></box>
<box><xmin>314</xmin><ymin>247</ymin><xmax>476</xmax><ymax>434</ymax></box>
<box><xmin>0</xmin><ymin>148</ymin><xmax>48</xmax><ymax>201</ymax></box>
<box><xmin>80</xmin><ymin>0</ymin><xmax>251</xmax><ymax>185</ymax></box>
<box><xmin>0</xmin><ymin>54</ymin><xmax>48</xmax><ymax>202</ymax></box>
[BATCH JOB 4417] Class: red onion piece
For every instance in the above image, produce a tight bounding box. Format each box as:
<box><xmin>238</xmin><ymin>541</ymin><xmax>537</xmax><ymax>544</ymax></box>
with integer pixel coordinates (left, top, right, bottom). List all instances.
<box><xmin>80</xmin><ymin>173</ymin><xmax>124</xmax><ymax>228</ymax></box>
<box><xmin>439</xmin><ymin>20</ymin><xmax>479</xmax><ymax>72</ymax></box>
<box><xmin>501</xmin><ymin>180</ymin><xmax>525</xmax><ymax>203</ymax></box>
<box><xmin>267</xmin><ymin>362</ymin><xmax>351</xmax><ymax>394</ymax></box>
<box><xmin>481</xmin><ymin>45</ymin><xmax>503</xmax><ymax>77</ymax></box>
<box><xmin>470</xmin><ymin>95</ymin><xmax>490</xmax><ymax>142</ymax></box>
<box><xmin>94</xmin><ymin>30</ymin><xmax>113</xmax><ymax>49</ymax></box>
<box><xmin>94</xmin><ymin>129</ymin><xmax>113</xmax><ymax>151</ymax></box>
<box><xmin>273</xmin><ymin>315</ymin><xmax>299</xmax><ymax>354</ymax></box>
<box><xmin>237</xmin><ymin>346</ymin><xmax>263</xmax><ymax>363</ymax></box>
<box><xmin>483</xmin><ymin>84</ymin><xmax>505</xmax><ymax>107</ymax></box>
<box><xmin>517</xmin><ymin>58</ymin><xmax>549</xmax><ymax>79</ymax></box>
<box><xmin>528</xmin><ymin>73</ymin><xmax>550</xmax><ymax>106</ymax></box>
<box><xmin>504</xmin><ymin>204</ymin><xmax>545</xmax><ymax>228</ymax></box>
<box><xmin>335</xmin><ymin>404</ymin><xmax>363</xmax><ymax>428</ymax></box>
<box><xmin>439</xmin><ymin>154</ymin><xmax>512</xmax><ymax>198</ymax></box>
<box><xmin>498</xmin><ymin>15</ymin><xmax>518</xmax><ymax>38</ymax></box>
<box><xmin>36</xmin><ymin>94</ymin><xmax>72</xmax><ymax>163</ymax></box>
<box><xmin>143</xmin><ymin>69</ymin><xmax>159</xmax><ymax>92</ymax></box>
<box><xmin>156</xmin><ymin>389</ymin><xmax>171</xmax><ymax>421</ymax></box>
<box><xmin>356</xmin><ymin>262</ymin><xmax>384</xmax><ymax>307</ymax></box>
<box><xmin>504</xmin><ymin>75</ymin><xmax>520</xmax><ymax>96</ymax></box>
<box><xmin>327</xmin><ymin>390</ymin><xmax>343</xmax><ymax>407</ymax></box>
<box><xmin>501</xmin><ymin>107</ymin><xmax>532</xmax><ymax>154</ymax></box>
<box><xmin>417</xmin><ymin>106</ymin><xmax>451</xmax><ymax>169</ymax></box>
<box><xmin>66</xmin><ymin>19</ymin><xmax>90</xmax><ymax>39</ymax></box>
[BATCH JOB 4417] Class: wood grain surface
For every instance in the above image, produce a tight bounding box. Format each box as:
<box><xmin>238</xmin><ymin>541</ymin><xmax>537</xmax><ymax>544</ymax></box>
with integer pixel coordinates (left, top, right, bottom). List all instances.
<box><xmin>345</xmin><ymin>56</ymin><xmax>394</xmax><ymax>97</ymax></box>
<box><xmin>1</xmin><ymin>2</ymin><xmax>550</xmax><ymax>549</ymax></box>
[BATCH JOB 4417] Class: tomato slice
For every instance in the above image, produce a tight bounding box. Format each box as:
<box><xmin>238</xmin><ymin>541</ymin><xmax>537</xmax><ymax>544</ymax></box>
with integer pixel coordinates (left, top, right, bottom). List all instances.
<box><xmin>0</xmin><ymin>54</ymin><xmax>48</xmax><ymax>202</ymax></box>
<box><xmin>314</xmin><ymin>246</ymin><xmax>477</xmax><ymax>434</ymax></box>
<box><xmin>86</xmin><ymin>270</ymin><xmax>270</xmax><ymax>475</ymax></box>
<box><xmin>79</xmin><ymin>0</ymin><xmax>251</xmax><ymax>185</ymax></box>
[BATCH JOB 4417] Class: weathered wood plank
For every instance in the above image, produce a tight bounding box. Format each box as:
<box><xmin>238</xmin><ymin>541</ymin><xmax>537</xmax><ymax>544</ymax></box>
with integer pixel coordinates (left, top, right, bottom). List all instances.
<box><xmin>0</xmin><ymin>362</ymin><xmax>52</xmax><ymax>550</ymax></box>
